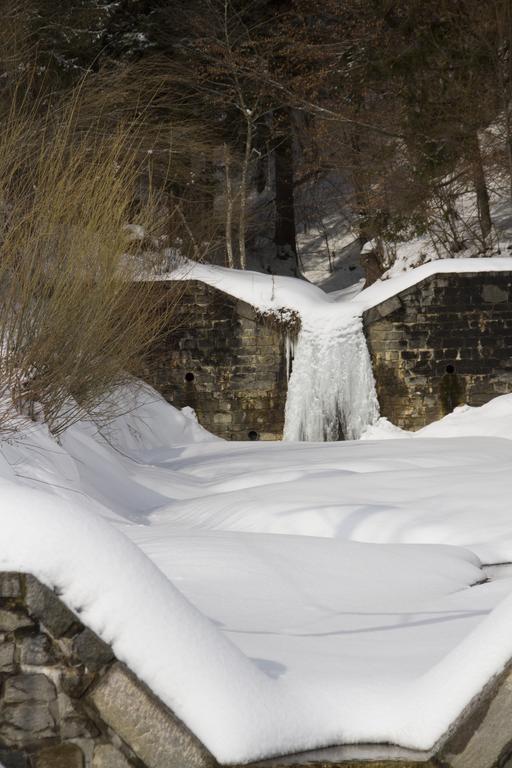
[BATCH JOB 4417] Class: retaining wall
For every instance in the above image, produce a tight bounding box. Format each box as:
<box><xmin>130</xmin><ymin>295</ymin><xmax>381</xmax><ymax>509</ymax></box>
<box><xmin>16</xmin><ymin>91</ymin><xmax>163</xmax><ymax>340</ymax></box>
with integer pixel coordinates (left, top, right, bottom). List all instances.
<box><xmin>143</xmin><ymin>281</ymin><xmax>290</xmax><ymax>441</ymax></box>
<box><xmin>364</xmin><ymin>272</ymin><xmax>512</xmax><ymax>430</ymax></box>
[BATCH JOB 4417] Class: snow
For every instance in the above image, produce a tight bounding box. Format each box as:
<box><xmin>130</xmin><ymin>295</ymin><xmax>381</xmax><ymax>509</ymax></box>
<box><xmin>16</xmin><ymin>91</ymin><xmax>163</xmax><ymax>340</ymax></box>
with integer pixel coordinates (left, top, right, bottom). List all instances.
<box><xmin>4</xmin><ymin>383</ymin><xmax>512</xmax><ymax>761</ymax></box>
<box><xmin>168</xmin><ymin>255</ymin><xmax>512</xmax><ymax>325</ymax></box>
<box><xmin>381</xmin><ymin>183</ymin><xmax>512</xmax><ymax>280</ymax></box>
<box><xmin>364</xmin><ymin>393</ymin><xmax>512</xmax><ymax>443</ymax></box>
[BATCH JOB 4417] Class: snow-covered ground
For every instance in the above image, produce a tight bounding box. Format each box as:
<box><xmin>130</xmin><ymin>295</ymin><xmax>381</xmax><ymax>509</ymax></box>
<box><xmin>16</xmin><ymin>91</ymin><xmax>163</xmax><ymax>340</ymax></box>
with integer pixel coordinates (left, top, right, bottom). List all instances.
<box><xmin>293</xmin><ymin>174</ymin><xmax>512</xmax><ymax>288</ymax></box>
<box><xmin>4</xmin><ymin>383</ymin><xmax>512</xmax><ymax>762</ymax></box>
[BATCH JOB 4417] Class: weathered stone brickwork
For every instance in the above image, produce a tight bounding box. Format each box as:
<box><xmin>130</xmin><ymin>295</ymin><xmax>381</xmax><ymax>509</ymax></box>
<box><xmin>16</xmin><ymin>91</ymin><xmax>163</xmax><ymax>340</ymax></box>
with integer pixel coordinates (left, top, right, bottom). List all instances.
<box><xmin>0</xmin><ymin>572</ymin><xmax>214</xmax><ymax>768</ymax></box>
<box><xmin>364</xmin><ymin>272</ymin><xmax>512</xmax><ymax>430</ymax></box>
<box><xmin>143</xmin><ymin>281</ymin><xmax>290</xmax><ymax>441</ymax></box>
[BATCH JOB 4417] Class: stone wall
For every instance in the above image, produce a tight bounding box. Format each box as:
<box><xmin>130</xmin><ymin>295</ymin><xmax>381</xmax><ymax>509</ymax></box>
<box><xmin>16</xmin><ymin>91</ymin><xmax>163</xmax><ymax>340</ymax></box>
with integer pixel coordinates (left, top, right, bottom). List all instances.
<box><xmin>143</xmin><ymin>281</ymin><xmax>290</xmax><ymax>441</ymax></box>
<box><xmin>0</xmin><ymin>572</ymin><xmax>214</xmax><ymax>768</ymax></box>
<box><xmin>364</xmin><ymin>272</ymin><xmax>512</xmax><ymax>430</ymax></box>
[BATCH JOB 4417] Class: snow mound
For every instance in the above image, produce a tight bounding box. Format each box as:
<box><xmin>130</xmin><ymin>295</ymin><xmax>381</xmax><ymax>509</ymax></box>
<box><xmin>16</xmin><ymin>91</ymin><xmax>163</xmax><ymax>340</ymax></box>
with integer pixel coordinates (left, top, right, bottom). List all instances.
<box><xmin>4</xmin><ymin>384</ymin><xmax>512</xmax><ymax>761</ymax></box>
<box><xmin>0</xmin><ymin>480</ymin><xmax>274</xmax><ymax>763</ymax></box>
<box><xmin>417</xmin><ymin>395</ymin><xmax>512</xmax><ymax>440</ymax></box>
<box><xmin>363</xmin><ymin>393</ymin><xmax>512</xmax><ymax>442</ymax></box>
<box><xmin>90</xmin><ymin>382</ymin><xmax>218</xmax><ymax>456</ymax></box>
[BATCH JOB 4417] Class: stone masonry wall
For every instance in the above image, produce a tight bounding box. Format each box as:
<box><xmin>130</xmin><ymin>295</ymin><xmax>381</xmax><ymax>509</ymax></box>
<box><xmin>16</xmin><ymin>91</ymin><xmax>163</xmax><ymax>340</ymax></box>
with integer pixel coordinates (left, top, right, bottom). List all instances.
<box><xmin>0</xmin><ymin>572</ymin><xmax>214</xmax><ymax>768</ymax></box>
<box><xmin>143</xmin><ymin>281</ymin><xmax>290</xmax><ymax>441</ymax></box>
<box><xmin>364</xmin><ymin>272</ymin><xmax>512</xmax><ymax>430</ymax></box>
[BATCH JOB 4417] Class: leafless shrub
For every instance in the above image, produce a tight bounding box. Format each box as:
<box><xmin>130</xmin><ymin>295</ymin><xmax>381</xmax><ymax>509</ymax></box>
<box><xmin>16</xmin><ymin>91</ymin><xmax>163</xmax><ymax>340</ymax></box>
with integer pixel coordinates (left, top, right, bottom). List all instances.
<box><xmin>0</xmin><ymin>79</ymin><xmax>185</xmax><ymax>434</ymax></box>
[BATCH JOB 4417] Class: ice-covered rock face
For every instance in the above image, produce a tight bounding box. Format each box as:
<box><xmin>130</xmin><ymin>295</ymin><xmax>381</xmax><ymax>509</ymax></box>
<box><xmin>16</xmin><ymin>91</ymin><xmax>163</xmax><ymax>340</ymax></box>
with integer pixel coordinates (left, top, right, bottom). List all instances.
<box><xmin>284</xmin><ymin>317</ymin><xmax>379</xmax><ymax>441</ymax></box>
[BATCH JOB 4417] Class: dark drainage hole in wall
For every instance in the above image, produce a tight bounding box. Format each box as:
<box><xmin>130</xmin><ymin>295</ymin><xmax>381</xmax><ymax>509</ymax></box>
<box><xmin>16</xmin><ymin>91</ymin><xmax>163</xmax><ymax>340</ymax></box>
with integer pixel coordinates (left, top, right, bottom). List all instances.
<box><xmin>446</xmin><ymin>364</ymin><xmax>455</xmax><ymax>374</ymax></box>
<box><xmin>248</xmin><ymin>430</ymin><xmax>259</xmax><ymax>441</ymax></box>
<box><xmin>185</xmin><ymin>372</ymin><xmax>195</xmax><ymax>382</ymax></box>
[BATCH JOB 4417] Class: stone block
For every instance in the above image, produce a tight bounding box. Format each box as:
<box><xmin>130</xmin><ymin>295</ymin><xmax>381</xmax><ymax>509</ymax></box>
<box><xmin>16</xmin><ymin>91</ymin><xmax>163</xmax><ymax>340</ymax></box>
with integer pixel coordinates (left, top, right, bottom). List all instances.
<box><xmin>0</xmin><ymin>573</ymin><xmax>22</xmax><ymax>599</ymax></box>
<box><xmin>0</xmin><ymin>640</ymin><xmax>15</xmax><ymax>672</ymax></box>
<box><xmin>0</xmin><ymin>750</ymin><xmax>29</xmax><ymax>768</ymax></box>
<box><xmin>25</xmin><ymin>576</ymin><xmax>78</xmax><ymax>637</ymax></box>
<box><xmin>482</xmin><ymin>284</ymin><xmax>509</xmax><ymax>304</ymax></box>
<box><xmin>376</xmin><ymin>295</ymin><xmax>402</xmax><ymax>319</ymax></box>
<box><xmin>34</xmin><ymin>743</ymin><xmax>84</xmax><ymax>768</ymax></box>
<box><xmin>19</xmin><ymin>634</ymin><xmax>55</xmax><ymax>666</ymax></box>
<box><xmin>73</xmin><ymin>628</ymin><xmax>114</xmax><ymax>671</ymax></box>
<box><xmin>3</xmin><ymin>673</ymin><xmax>56</xmax><ymax>703</ymax></box>
<box><xmin>0</xmin><ymin>610</ymin><xmax>33</xmax><ymax>632</ymax></box>
<box><xmin>93</xmin><ymin>744</ymin><xmax>133</xmax><ymax>768</ymax></box>
<box><xmin>89</xmin><ymin>663</ymin><xmax>214</xmax><ymax>768</ymax></box>
<box><xmin>439</xmin><ymin>668</ymin><xmax>512</xmax><ymax>767</ymax></box>
<box><xmin>1</xmin><ymin>702</ymin><xmax>55</xmax><ymax>738</ymax></box>
<box><xmin>213</xmin><ymin>412</ymin><xmax>232</xmax><ymax>425</ymax></box>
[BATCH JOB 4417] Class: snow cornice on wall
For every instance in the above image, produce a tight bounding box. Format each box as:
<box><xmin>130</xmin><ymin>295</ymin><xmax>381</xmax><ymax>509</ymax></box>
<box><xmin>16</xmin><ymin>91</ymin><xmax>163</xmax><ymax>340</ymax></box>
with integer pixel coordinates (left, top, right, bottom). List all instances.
<box><xmin>152</xmin><ymin>257</ymin><xmax>512</xmax><ymax>328</ymax></box>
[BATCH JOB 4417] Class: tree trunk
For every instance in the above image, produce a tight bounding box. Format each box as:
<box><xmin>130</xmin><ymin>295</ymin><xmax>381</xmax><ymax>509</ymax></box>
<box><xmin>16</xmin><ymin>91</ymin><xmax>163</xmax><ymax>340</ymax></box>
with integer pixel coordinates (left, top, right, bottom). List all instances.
<box><xmin>469</xmin><ymin>131</ymin><xmax>492</xmax><ymax>240</ymax></box>
<box><xmin>223</xmin><ymin>143</ymin><xmax>235</xmax><ymax>268</ymax></box>
<box><xmin>505</xmin><ymin>103</ymin><xmax>512</xmax><ymax>203</ymax></box>
<box><xmin>274</xmin><ymin>108</ymin><xmax>299</xmax><ymax>276</ymax></box>
<box><xmin>238</xmin><ymin>116</ymin><xmax>253</xmax><ymax>270</ymax></box>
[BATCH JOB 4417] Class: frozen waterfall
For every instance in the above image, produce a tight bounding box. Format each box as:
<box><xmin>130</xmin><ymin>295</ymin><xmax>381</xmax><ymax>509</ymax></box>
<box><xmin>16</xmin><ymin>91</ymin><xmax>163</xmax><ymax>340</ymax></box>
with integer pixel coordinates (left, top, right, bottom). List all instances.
<box><xmin>283</xmin><ymin>317</ymin><xmax>379</xmax><ymax>441</ymax></box>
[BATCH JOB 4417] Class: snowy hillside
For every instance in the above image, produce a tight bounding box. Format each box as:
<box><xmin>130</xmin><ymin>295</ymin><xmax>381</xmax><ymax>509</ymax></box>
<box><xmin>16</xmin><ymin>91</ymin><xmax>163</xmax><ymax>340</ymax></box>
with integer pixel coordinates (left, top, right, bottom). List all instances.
<box><xmin>4</xmin><ymin>382</ymin><xmax>512</xmax><ymax>761</ymax></box>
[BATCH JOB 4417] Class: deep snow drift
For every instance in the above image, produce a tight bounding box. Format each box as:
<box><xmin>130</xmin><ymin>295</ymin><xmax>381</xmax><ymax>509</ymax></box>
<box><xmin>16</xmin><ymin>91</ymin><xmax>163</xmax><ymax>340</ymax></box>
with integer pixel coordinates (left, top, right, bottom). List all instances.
<box><xmin>4</xmin><ymin>383</ymin><xmax>512</xmax><ymax>761</ymax></box>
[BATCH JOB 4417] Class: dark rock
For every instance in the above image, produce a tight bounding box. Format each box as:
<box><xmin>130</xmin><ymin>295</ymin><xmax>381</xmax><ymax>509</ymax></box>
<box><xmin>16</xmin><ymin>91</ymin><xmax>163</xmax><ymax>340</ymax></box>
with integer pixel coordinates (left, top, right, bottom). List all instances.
<box><xmin>0</xmin><ymin>573</ymin><xmax>22</xmax><ymax>599</ymax></box>
<box><xmin>24</xmin><ymin>576</ymin><xmax>78</xmax><ymax>637</ymax></box>
<box><xmin>61</xmin><ymin>667</ymin><xmax>91</xmax><ymax>698</ymax></box>
<box><xmin>3</xmin><ymin>673</ymin><xmax>56</xmax><ymax>703</ymax></box>
<box><xmin>34</xmin><ymin>743</ymin><xmax>84</xmax><ymax>768</ymax></box>
<box><xmin>73</xmin><ymin>628</ymin><xmax>114</xmax><ymax>671</ymax></box>
<box><xmin>19</xmin><ymin>634</ymin><xmax>55</xmax><ymax>666</ymax></box>
<box><xmin>0</xmin><ymin>639</ymin><xmax>15</xmax><ymax>672</ymax></box>
<box><xmin>61</xmin><ymin>715</ymin><xmax>100</xmax><ymax>739</ymax></box>
<box><xmin>0</xmin><ymin>750</ymin><xmax>29</xmax><ymax>768</ymax></box>
<box><xmin>0</xmin><ymin>702</ymin><xmax>55</xmax><ymax>739</ymax></box>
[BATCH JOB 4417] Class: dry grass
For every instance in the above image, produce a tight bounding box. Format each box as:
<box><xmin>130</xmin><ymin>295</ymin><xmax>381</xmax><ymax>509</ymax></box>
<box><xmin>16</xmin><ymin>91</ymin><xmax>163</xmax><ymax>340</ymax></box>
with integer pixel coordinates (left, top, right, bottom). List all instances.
<box><xmin>0</xmin><ymin>78</ymin><xmax>184</xmax><ymax>434</ymax></box>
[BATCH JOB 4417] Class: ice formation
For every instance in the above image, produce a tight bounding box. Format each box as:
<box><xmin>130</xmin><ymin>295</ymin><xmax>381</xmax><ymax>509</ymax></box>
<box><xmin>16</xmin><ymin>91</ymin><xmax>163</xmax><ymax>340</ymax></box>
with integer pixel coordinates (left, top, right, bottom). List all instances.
<box><xmin>284</xmin><ymin>317</ymin><xmax>379</xmax><ymax>441</ymax></box>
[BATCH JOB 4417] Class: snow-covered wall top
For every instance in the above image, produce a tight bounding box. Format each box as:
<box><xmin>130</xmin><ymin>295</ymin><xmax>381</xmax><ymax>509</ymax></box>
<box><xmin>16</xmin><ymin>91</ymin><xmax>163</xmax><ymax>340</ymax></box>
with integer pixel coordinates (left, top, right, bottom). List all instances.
<box><xmin>165</xmin><ymin>257</ymin><xmax>512</xmax><ymax>326</ymax></box>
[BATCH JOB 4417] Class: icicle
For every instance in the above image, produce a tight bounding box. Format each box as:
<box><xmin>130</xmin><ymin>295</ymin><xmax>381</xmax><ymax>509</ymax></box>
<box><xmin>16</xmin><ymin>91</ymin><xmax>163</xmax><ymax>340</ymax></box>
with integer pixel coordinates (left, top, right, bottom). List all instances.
<box><xmin>283</xmin><ymin>318</ymin><xmax>379</xmax><ymax>441</ymax></box>
<box><xmin>285</xmin><ymin>334</ymin><xmax>295</xmax><ymax>380</ymax></box>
